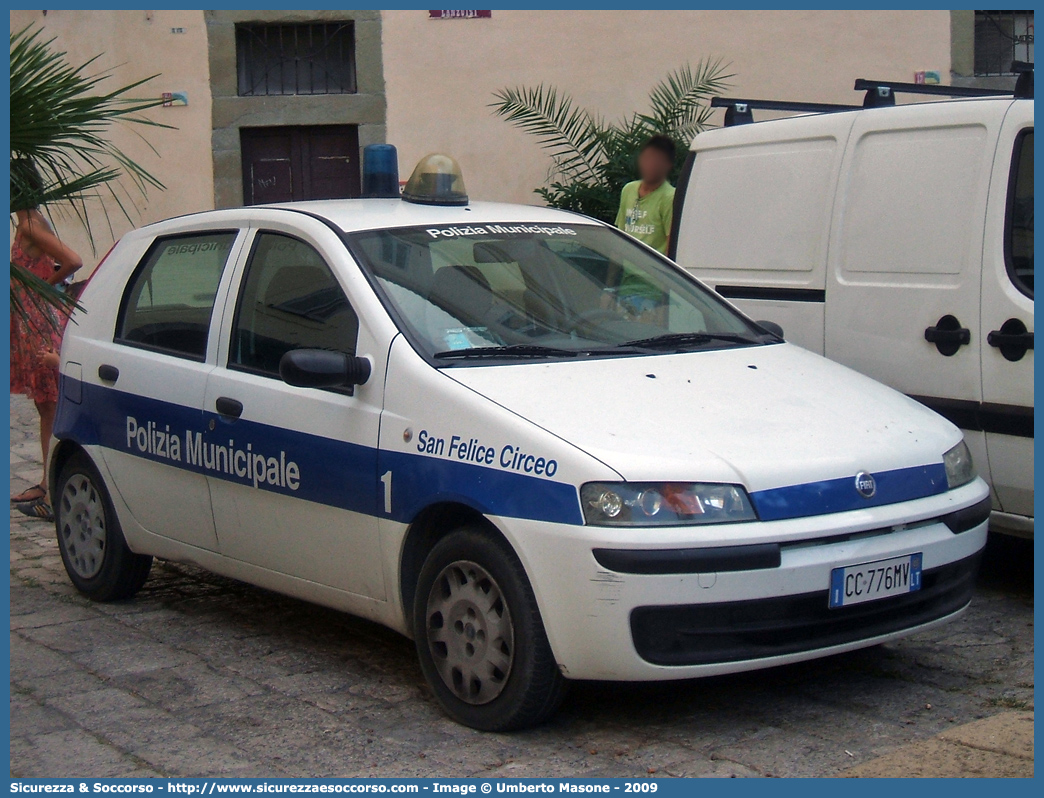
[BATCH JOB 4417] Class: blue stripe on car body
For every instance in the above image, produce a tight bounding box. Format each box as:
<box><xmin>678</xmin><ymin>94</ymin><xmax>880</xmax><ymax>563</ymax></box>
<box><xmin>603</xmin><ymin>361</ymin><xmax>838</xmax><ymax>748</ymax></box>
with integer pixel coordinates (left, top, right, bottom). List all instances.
<box><xmin>54</xmin><ymin>376</ymin><xmax>951</xmax><ymax>529</ymax></box>
<box><xmin>749</xmin><ymin>464</ymin><xmax>949</xmax><ymax>521</ymax></box>
<box><xmin>54</xmin><ymin>377</ymin><xmax>585</xmax><ymax>526</ymax></box>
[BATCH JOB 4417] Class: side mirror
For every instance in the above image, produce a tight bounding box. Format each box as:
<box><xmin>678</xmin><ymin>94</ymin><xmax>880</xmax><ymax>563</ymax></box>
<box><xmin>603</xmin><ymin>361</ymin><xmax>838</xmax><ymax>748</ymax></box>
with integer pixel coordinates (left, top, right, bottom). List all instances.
<box><xmin>279</xmin><ymin>349</ymin><xmax>371</xmax><ymax>389</ymax></box>
<box><xmin>756</xmin><ymin>320</ymin><xmax>785</xmax><ymax>339</ymax></box>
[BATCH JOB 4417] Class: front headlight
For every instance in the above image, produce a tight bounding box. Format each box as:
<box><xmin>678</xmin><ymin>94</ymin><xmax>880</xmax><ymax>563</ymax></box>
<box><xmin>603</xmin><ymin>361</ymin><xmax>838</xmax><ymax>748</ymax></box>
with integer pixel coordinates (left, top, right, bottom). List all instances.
<box><xmin>581</xmin><ymin>482</ymin><xmax>758</xmax><ymax>527</ymax></box>
<box><xmin>943</xmin><ymin>440</ymin><xmax>976</xmax><ymax>489</ymax></box>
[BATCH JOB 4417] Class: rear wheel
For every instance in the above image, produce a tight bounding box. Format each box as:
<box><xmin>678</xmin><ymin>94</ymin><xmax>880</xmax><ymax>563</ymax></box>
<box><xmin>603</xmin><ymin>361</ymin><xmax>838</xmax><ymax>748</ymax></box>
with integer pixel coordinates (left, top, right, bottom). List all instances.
<box><xmin>54</xmin><ymin>453</ymin><xmax>152</xmax><ymax>601</ymax></box>
<box><xmin>413</xmin><ymin>526</ymin><xmax>567</xmax><ymax>731</ymax></box>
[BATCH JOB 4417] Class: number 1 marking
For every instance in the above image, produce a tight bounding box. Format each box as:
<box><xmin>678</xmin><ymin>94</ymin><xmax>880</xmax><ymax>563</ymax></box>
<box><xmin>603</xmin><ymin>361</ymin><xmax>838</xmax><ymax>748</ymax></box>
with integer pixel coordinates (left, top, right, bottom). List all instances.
<box><xmin>381</xmin><ymin>470</ymin><xmax>393</xmax><ymax>514</ymax></box>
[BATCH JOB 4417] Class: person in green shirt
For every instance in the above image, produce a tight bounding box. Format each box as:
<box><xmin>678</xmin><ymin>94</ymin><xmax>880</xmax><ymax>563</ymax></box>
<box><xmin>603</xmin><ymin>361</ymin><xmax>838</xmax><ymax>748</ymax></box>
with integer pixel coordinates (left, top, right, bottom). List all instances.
<box><xmin>614</xmin><ymin>135</ymin><xmax>676</xmax><ymax>318</ymax></box>
<box><xmin>615</xmin><ymin>135</ymin><xmax>677</xmax><ymax>254</ymax></box>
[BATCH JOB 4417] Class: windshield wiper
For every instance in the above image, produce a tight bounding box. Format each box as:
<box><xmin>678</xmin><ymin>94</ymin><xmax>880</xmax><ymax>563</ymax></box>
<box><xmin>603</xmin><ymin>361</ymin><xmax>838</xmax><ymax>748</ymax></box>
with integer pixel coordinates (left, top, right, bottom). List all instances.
<box><xmin>618</xmin><ymin>332</ymin><xmax>764</xmax><ymax>350</ymax></box>
<box><xmin>433</xmin><ymin>344</ymin><xmax>581</xmax><ymax>360</ymax></box>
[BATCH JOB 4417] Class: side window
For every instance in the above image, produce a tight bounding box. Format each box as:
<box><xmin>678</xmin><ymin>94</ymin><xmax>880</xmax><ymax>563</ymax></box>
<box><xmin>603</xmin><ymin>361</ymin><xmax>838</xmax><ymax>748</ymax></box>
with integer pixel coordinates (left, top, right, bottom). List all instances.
<box><xmin>117</xmin><ymin>231</ymin><xmax>237</xmax><ymax>360</ymax></box>
<box><xmin>1007</xmin><ymin>129</ymin><xmax>1033</xmax><ymax>297</ymax></box>
<box><xmin>229</xmin><ymin>232</ymin><xmax>359</xmax><ymax>379</ymax></box>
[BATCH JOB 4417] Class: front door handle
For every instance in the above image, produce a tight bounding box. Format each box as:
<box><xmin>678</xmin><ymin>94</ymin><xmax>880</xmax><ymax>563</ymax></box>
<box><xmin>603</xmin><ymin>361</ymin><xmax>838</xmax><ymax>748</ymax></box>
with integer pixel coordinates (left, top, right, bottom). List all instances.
<box><xmin>987</xmin><ymin>318</ymin><xmax>1034</xmax><ymax>362</ymax></box>
<box><xmin>924</xmin><ymin>315</ymin><xmax>971</xmax><ymax>356</ymax></box>
<box><xmin>215</xmin><ymin>397</ymin><xmax>244</xmax><ymax>419</ymax></box>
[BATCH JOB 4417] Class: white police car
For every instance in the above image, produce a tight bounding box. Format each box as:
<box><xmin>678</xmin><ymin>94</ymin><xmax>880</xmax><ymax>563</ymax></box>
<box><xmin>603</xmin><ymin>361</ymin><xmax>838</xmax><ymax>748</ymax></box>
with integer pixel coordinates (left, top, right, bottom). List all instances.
<box><xmin>51</xmin><ymin>153</ymin><xmax>990</xmax><ymax>731</ymax></box>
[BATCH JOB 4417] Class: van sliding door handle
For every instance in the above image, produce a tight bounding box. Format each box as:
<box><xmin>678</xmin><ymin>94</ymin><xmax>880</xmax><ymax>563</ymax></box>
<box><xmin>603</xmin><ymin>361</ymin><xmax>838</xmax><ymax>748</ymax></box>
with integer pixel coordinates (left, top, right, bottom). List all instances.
<box><xmin>924</xmin><ymin>315</ymin><xmax>970</xmax><ymax>356</ymax></box>
<box><xmin>215</xmin><ymin>397</ymin><xmax>244</xmax><ymax>418</ymax></box>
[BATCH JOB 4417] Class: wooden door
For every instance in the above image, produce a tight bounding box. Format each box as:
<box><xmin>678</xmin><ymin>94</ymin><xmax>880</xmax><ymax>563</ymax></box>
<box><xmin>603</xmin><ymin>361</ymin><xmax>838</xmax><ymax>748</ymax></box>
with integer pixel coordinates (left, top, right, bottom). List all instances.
<box><xmin>241</xmin><ymin>125</ymin><xmax>360</xmax><ymax>205</ymax></box>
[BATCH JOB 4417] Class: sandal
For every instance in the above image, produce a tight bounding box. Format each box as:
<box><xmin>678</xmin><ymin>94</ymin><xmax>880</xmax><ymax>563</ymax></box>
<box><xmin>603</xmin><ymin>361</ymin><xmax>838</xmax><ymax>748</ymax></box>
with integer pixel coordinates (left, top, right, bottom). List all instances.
<box><xmin>11</xmin><ymin>483</ymin><xmax>46</xmax><ymax>504</ymax></box>
<box><xmin>15</xmin><ymin>498</ymin><xmax>53</xmax><ymax>522</ymax></box>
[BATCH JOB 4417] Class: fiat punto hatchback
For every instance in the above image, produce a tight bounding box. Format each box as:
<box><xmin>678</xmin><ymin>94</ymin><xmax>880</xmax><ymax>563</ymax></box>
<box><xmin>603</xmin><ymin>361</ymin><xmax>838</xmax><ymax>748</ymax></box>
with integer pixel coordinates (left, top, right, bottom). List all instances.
<box><xmin>51</xmin><ymin>155</ymin><xmax>990</xmax><ymax>730</ymax></box>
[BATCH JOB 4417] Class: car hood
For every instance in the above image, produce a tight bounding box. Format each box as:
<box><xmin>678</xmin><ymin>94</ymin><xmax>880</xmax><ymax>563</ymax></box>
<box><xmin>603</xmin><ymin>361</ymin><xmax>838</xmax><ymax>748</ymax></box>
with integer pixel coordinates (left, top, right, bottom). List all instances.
<box><xmin>444</xmin><ymin>343</ymin><xmax>960</xmax><ymax>492</ymax></box>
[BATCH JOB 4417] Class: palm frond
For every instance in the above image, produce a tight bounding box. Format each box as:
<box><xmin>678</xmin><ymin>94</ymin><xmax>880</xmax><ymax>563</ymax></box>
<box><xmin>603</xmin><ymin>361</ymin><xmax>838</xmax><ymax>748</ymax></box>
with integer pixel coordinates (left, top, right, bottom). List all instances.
<box><xmin>9</xmin><ymin>23</ymin><xmax>169</xmax><ymax>327</ymax></box>
<box><xmin>672</xmin><ymin>101</ymin><xmax>721</xmax><ymax>147</ymax></box>
<box><xmin>489</xmin><ymin>85</ymin><xmax>605</xmax><ymax>183</ymax></box>
<box><xmin>10</xmin><ymin>24</ymin><xmax>170</xmax><ymax>225</ymax></box>
<box><xmin>641</xmin><ymin>59</ymin><xmax>734</xmax><ymax>140</ymax></box>
<box><xmin>492</xmin><ymin>61</ymin><xmax>732</xmax><ymax>223</ymax></box>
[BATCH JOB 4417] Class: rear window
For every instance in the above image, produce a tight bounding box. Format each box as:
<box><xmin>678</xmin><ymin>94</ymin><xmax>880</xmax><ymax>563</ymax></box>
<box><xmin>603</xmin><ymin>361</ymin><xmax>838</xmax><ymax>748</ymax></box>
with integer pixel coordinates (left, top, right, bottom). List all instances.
<box><xmin>116</xmin><ymin>232</ymin><xmax>238</xmax><ymax>360</ymax></box>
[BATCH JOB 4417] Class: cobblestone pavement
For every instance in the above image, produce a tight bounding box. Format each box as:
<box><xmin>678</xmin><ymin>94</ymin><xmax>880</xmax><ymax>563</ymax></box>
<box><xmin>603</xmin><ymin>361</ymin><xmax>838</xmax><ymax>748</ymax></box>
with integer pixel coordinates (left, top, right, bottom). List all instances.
<box><xmin>8</xmin><ymin>394</ymin><xmax>1035</xmax><ymax>778</ymax></box>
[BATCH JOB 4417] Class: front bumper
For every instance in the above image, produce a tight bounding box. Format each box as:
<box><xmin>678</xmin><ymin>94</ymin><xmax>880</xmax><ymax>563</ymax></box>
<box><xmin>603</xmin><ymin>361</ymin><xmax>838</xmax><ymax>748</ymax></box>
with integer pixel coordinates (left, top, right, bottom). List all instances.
<box><xmin>631</xmin><ymin>551</ymin><xmax>979</xmax><ymax>666</ymax></box>
<box><xmin>498</xmin><ymin>479</ymin><xmax>990</xmax><ymax>681</ymax></box>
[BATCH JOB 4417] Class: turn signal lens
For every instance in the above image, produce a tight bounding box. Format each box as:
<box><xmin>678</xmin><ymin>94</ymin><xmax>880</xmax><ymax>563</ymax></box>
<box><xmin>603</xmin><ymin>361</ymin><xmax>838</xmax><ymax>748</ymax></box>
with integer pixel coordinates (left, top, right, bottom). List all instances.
<box><xmin>943</xmin><ymin>440</ymin><xmax>976</xmax><ymax>490</ymax></box>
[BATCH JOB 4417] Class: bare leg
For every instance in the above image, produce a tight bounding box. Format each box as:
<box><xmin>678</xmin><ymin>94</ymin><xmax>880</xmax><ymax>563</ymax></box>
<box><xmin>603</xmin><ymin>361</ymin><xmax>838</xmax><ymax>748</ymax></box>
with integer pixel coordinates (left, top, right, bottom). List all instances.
<box><xmin>35</xmin><ymin>400</ymin><xmax>56</xmax><ymax>499</ymax></box>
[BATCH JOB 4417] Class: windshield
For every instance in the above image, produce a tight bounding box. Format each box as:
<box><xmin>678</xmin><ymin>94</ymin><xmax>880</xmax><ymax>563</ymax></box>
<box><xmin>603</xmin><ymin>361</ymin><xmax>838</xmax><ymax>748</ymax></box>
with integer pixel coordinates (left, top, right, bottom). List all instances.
<box><xmin>348</xmin><ymin>222</ymin><xmax>776</xmax><ymax>363</ymax></box>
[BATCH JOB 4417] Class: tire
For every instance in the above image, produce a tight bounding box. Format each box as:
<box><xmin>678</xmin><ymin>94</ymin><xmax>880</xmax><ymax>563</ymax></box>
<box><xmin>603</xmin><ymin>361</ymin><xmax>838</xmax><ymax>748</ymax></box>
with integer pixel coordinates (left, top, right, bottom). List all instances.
<box><xmin>413</xmin><ymin>526</ymin><xmax>568</xmax><ymax>731</ymax></box>
<box><xmin>54</xmin><ymin>452</ymin><xmax>152</xmax><ymax>601</ymax></box>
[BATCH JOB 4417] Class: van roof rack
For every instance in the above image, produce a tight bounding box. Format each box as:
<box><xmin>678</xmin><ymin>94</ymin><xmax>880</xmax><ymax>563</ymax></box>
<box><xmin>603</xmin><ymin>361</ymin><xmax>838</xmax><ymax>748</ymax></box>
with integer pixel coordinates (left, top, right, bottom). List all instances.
<box><xmin>854</xmin><ymin>78</ymin><xmax>1012</xmax><ymax>107</ymax></box>
<box><xmin>711</xmin><ymin>97</ymin><xmax>861</xmax><ymax>127</ymax></box>
<box><xmin>857</xmin><ymin>61</ymin><xmax>1033</xmax><ymax>104</ymax></box>
<box><xmin>713</xmin><ymin>63</ymin><xmax>1033</xmax><ymax>126</ymax></box>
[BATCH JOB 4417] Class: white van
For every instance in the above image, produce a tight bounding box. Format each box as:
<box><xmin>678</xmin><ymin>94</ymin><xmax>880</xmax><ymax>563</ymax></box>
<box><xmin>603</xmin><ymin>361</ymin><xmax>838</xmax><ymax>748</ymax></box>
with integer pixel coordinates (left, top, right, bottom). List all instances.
<box><xmin>671</xmin><ymin>79</ymin><xmax>1033</xmax><ymax>538</ymax></box>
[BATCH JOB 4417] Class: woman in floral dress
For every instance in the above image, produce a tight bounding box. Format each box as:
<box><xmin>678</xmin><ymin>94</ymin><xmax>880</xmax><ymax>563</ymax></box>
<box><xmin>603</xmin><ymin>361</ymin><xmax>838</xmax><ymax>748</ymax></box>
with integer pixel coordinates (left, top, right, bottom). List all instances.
<box><xmin>10</xmin><ymin>161</ymin><xmax>83</xmax><ymax>520</ymax></box>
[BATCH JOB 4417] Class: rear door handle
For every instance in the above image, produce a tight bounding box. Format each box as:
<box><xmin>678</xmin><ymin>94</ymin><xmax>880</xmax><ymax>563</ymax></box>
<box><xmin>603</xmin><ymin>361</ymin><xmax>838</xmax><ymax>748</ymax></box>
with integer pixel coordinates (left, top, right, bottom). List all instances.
<box><xmin>98</xmin><ymin>364</ymin><xmax>120</xmax><ymax>383</ymax></box>
<box><xmin>215</xmin><ymin>397</ymin><xmax>244</xmax><ymax>419</ymax></box>
<box><xmin>987</xmin><ymin>318</ymin><xmax>1033</xmax><ymax>362</ymax></box>
<box><xmin>924</xmin><ymin>315</ymin><xmax>971</xmax><ymax>356</ymax></box>
<box><xmin>987</xmin><ymin>331</ymin><xmax>1034</xmax><ymax>347</ymax></box>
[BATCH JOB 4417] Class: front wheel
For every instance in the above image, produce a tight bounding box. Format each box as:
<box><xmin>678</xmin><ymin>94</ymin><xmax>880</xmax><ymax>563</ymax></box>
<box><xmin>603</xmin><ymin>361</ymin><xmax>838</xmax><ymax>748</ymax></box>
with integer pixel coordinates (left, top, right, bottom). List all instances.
<box><xmin>54</xmin><ymin>452</ymin><xmax>153</xmax><ymax>601</ymax></box>
<box><xmin>413</xmin><ymin>527</ymin><xmax>567</xmax><ymax>731</ymax></box>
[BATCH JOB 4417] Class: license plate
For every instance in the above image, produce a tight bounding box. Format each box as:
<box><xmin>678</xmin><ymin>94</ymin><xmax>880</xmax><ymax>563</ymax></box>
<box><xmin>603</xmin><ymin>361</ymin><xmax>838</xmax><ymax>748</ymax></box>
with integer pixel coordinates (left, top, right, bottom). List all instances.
<box><xmin>828</xmin><ymin>553</ymin><xmax>922</xmax><ymax>608</ymax></box>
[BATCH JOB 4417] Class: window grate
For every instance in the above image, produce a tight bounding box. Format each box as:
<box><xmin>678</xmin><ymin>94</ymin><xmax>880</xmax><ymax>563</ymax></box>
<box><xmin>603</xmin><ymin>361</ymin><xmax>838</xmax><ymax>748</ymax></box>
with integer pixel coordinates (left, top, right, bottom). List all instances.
<box><xmin>236</xmin><ymin>22</ymin><xmax>357</xmax><ymax>96</ymax></box>
<box><xmin>974</xmin><ymin>10</ymin><xmax>1034</xmax><ymax>76</ymax></box>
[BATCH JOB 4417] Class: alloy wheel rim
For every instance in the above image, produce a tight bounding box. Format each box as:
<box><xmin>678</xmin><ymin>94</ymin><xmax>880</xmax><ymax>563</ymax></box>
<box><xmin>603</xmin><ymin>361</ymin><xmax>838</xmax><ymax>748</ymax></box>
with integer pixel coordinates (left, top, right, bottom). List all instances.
<box><xmin>425</xmin><ymin>559</ymin><xmax>514</xmax><ymax>705</ymax></box>
<box><xmin>58</xmin><ymin>474</ymin><xmax>107</xmax><ymax>579</ymax></box>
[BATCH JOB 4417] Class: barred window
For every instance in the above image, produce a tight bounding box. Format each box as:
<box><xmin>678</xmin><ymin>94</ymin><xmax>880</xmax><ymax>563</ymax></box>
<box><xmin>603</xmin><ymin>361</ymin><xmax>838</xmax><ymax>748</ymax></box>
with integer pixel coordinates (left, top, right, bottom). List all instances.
<box><xmin>236</xmin><ymin>22</ymin><xmax>357</xmax><ymax>96</ymax></box>
<box><xmin>974</xmin><ymin>11</ymin><xmax>1034</xmax><ymax>76</ymax></box>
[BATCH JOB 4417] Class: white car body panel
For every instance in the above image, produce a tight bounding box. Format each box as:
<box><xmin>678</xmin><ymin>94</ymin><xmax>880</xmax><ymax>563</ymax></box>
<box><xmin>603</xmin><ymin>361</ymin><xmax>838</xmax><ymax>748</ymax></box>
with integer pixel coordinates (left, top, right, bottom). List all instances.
<box><xmin>446</xmin><ymin>344</ymin><xmax>961</xmax><ymax>490</ymax></box>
